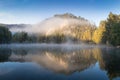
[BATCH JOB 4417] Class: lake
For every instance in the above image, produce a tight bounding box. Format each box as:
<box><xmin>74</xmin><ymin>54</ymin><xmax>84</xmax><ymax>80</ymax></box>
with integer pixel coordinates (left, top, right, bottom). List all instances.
<box><xmin>0</xmin><ymin>44</ymin><xmax>120</xmax><ymax>80</ymax></box>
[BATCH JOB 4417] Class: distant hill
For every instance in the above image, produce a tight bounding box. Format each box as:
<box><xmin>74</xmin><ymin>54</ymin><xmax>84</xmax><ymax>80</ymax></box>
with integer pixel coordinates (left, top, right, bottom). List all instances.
<box><xmin>0</xmin><ymin>13</ymin><xmax>96</xmax><ymax>42</ymax></box>
<box><xmin>6</xmin><ymin>24</ymin><xmax>32</xmax><ymax>29</ymax></box>
<box><xmin>35</xmin><ymin>13</ymin><xmax>95</xmax><ymax>35</ymax></box>
<box><xmin>0</xmin><ymin>23</ymin><xmax>31</xmax><ymax>29</ymax></box>
<box><xmin>0</xmin><ymin>23</ymin><xmax>32</xmax><ymax>33</ymax></box>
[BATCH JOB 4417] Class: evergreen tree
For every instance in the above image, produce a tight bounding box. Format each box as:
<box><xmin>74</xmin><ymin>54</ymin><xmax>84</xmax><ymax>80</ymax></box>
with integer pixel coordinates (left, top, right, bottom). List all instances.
<box><xmin>12</xmin><ymin>32</ymin><xmax>28</xmax><ymax>43</ymax></box>
<box><xmin>0</xmin><ymin>25</ymin><xmax>12</xmax><ymax>44</ymax></box>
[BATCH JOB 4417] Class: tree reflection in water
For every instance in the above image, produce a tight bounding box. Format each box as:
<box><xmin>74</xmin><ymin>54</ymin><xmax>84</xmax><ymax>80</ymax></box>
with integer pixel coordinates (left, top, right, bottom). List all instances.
<box><xmin>0</xmin><ymin>46</ymin><xmax>120</xmax><ymax>80</ymax></box>
<box><xmin>0</xmin><ymin>48</ymin><xmax>11</xmax><ymax>62</ymax></box>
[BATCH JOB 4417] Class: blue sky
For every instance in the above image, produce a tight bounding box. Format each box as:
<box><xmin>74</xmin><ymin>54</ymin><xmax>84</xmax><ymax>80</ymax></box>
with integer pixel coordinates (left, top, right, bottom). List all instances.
<box><xmin>0</xmin><ymin>0</ymin><xmax>120</xmax><ymax>26</ymax></box>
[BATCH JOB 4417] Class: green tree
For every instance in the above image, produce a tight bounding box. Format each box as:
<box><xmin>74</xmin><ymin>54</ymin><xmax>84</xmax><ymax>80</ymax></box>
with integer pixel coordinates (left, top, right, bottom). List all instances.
<box><xmin>106</xmin><ymin>12</ymin><xmax>120</xmax><ymax>46</ymax></box>
<box><xmin>12</xmin><ymin>32</ymin><xmax>28</xmax><ymax>43</ymax></box>
<box><xmin>0</xmin><ymin>25</ymin><xmax>12</xmax><ymax>44</ymax></box>
<box><xmin>93</xmin><ymin>12</ymin><xmax>120</xmax><ymax>46</ymax></box>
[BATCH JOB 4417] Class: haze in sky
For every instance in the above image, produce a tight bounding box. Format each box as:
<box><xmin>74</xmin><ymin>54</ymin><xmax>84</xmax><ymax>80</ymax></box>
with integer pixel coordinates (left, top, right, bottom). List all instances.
<box><xmin>0</xmin><ymin>0</ymin><xmax>120</xmax><ymax>26</ymax></box>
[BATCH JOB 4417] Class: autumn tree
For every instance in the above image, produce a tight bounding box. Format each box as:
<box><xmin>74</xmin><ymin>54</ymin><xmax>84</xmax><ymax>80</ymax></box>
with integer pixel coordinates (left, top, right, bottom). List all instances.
<box><xmin>92</xmin><ymin>21</ymin><xmax>107</xmax><ymax>44</ymax></box>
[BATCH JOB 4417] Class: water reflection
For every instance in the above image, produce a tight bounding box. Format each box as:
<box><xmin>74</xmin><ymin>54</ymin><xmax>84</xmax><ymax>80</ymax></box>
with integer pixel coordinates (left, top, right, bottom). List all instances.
<box><xmin>0</xmin><ymin>46</ymin><xmax>120</xmax><ymax>80</ymax></box>
<box><xmin>0</xmin><ymin>48</ymin><xmax>11</xmax><ymax>62</ymax></box>
<box><xmin>99</xmin><ymin>49</ymin><xmax>120</xmax><ymax>80</ymax></box>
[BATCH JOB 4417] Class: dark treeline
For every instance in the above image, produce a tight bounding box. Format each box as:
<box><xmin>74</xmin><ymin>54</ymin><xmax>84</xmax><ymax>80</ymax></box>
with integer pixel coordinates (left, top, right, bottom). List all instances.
<box><xmin>0</xmin><ymin>26</ymin><xmax>12</xmax><ymax>44</ymax></box>
<box><xmin>12</xmin><ymin>32</ymin><xmax>78</xmax><ymax>43</ymax></box>
<box><xmin>0</xmin><ymin>12</ymin><xmax>120</xmax><ymax>46</ymax></box>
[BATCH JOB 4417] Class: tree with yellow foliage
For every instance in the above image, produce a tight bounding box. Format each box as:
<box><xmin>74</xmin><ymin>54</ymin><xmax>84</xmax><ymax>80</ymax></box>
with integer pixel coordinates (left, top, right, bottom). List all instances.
<box><xmin>92</xmin><ymin>21</ymin><xmax>107</xmax><ymax>44</ymax></box>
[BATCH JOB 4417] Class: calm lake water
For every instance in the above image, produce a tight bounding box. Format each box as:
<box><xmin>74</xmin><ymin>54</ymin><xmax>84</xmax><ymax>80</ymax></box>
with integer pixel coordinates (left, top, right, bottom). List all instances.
<box><xmin>0</xmin><ymin>44</ymin><xmax>120</xmax><ymax>80</ymax></box>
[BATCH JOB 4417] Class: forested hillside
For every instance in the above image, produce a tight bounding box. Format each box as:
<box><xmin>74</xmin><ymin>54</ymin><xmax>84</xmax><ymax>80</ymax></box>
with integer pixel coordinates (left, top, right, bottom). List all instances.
<box><xmin>0</xmin><ymin>13</ymin><xmax>120</xmax><ymax>46</ymax></box>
